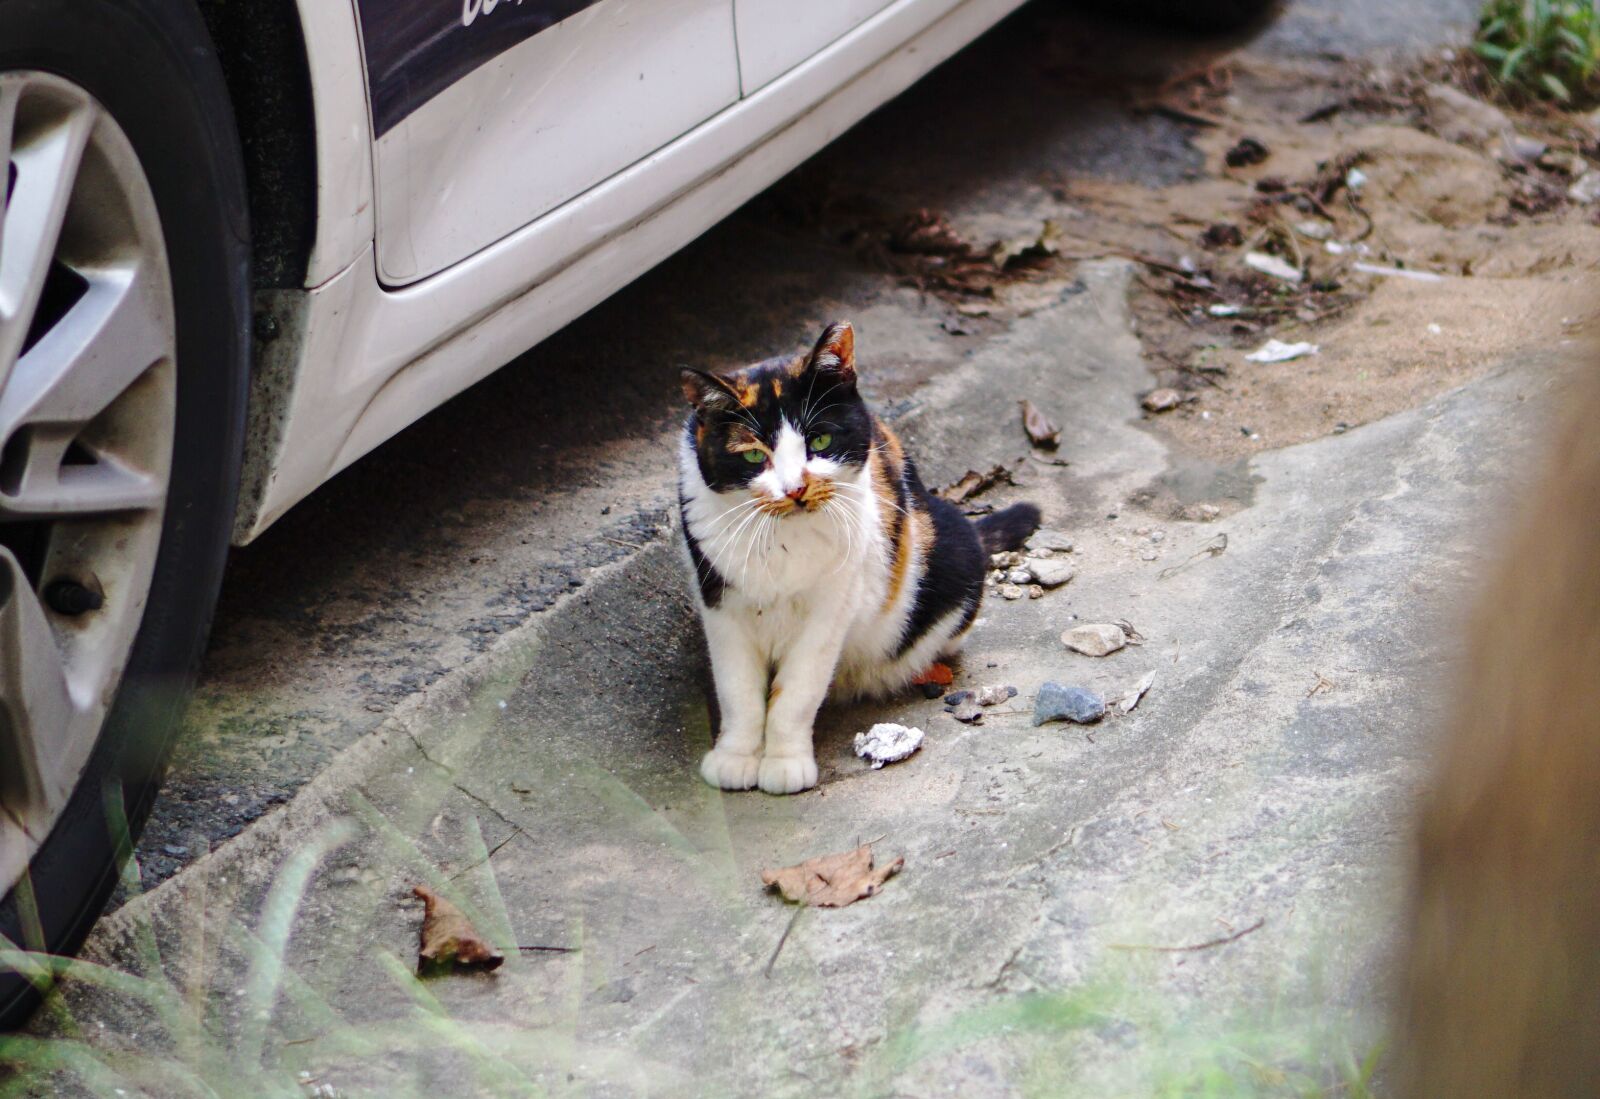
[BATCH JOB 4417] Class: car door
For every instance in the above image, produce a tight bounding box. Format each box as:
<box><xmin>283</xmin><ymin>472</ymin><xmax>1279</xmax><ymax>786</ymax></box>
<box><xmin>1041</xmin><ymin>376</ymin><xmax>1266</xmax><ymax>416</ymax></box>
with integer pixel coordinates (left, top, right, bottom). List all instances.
<box><xmin>732</xmin><ymin>0</ymin><xmax>897</xmax><ymax>94</ymax></box>
<box><xmin>356</xmin><ymin>0</ymin><xmax>741</xmax><ymax>285</ymax></box>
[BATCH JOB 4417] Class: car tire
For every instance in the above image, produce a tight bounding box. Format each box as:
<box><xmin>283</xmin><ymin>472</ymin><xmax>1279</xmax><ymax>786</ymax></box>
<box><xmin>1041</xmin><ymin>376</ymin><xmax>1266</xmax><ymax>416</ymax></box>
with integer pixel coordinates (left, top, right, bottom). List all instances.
<box><xmin>0</xmin><ymin>0</ymin><xmax>249</xmax><ymax>1029</ymax></box>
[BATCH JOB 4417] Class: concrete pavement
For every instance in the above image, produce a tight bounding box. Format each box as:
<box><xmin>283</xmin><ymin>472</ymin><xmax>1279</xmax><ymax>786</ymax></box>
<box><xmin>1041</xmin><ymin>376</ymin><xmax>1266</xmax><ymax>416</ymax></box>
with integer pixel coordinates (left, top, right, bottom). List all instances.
<box><xmin>50</xmin><ymin>259</ymin><xmax>1579</xmax><ymax>1096</ymax></box>
<box><xmin>22</xmin><ymin>0</ymin><xmax>1576</xmax><ymax>1094</ymax></box>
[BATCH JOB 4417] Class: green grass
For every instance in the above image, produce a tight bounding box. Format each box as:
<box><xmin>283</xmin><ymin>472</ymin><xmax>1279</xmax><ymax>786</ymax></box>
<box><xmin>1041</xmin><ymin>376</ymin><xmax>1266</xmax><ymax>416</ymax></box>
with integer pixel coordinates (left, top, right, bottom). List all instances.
<box><xmin>1475</xmin><ymin>0</ymin><xmax>1600</xmax><ymax>104</ymax></box>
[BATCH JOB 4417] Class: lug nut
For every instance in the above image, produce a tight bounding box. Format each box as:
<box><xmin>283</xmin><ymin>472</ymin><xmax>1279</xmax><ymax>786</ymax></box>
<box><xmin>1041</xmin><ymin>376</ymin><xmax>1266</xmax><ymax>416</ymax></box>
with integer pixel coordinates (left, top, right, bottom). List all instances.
<box><xmin>44</xmin><ymin>579</ymin><xmax>103</xmax><ymax>616</ymax></box>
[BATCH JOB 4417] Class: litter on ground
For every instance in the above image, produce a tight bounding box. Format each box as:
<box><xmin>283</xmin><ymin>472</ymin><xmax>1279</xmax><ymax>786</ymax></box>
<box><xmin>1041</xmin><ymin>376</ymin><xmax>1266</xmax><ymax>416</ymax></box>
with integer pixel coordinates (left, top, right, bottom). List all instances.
<box><xmin>854</xmin><ymin>723</ymin><xmax>925</xmax><ymax>768</ymax></box>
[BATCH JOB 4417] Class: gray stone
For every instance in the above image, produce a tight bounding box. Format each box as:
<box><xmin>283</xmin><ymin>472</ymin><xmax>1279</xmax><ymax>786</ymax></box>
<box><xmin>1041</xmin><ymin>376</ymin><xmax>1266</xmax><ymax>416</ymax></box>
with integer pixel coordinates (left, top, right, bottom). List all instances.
<box><xmin>1062</xmin><ymin>622</ymin><xmax>1128</xmax><ymax>657</ymax></box>
<box><xmin>1026</xmin><ymin>529</ymin><xmax>1075</xmax><ymax>553</ymax></box>
<box><xmin>1029</xmin><ymin>557</ymin><xmax>1076</xmax><ymax>588</ymax></box>
<box><xmin>948</xmin><ymin>701</ymin><xmax>985</xmax><ymax>724</ymax></box>
<box><xmin>1422</xmin><ymin>83</ymin><xmax>1510</xmax><ymax>146</ymax></box>
<box><xmin>1032</xmin><ymin>682</ymin><xmax>1106</xmax><ymax>725</ymax></box>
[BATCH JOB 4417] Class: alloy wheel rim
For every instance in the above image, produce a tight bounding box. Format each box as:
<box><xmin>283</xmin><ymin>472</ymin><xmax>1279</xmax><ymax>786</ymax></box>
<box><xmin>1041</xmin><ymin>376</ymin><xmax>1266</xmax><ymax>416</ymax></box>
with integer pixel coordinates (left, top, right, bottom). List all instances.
<box><xmin>0</xmin><ymin>72</ymin><xmax>176</xmax><ymax>905</ymax></box>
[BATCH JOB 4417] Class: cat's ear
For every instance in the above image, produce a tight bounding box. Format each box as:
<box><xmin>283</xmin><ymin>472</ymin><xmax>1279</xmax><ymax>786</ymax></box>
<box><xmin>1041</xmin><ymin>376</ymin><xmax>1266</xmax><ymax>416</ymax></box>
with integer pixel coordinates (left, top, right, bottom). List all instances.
<box><xmin>680</xmin><ymin>368</ymin><xmax>741</xmax><ymax>413</ymax></box>
<box><xmin>806</xmin><ymin>321</ymin><xmax>856</xmax><ymax>388</ymax></box>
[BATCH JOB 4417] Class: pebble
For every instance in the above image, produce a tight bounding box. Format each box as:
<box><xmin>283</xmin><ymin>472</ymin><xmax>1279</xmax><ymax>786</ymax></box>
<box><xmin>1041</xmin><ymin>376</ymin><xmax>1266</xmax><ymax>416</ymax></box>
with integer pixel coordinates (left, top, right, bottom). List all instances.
<box><xmin>1032</xmin><ymin>683</ymin><xmax>1106</xmax><ymax>726</ymax></box>
<box><xmin>1142</xmin><ymin>388</ymin><xmax>1183</xmax><ymax>413</ymax></box>
<box><xmin>1029</xmin><ymin>557</ymin><xmax>1076</xmax><ymax>588</ymax></box>
<box><xmin>853</xmin><ymin>723</ymin><xmax>925</xmax><ymax>768</ymax></box>
<box><xmin>944</xmin><ymin>690</ymin><xmax>973</xmax><ymax>706</ymax></box>
<box><xmin>1244</xmin><ymin>251</ymin><xmax>1302</xmax><ymax>283</ymax></box>
<box><xmin>1026</xmin><ymin>529</ymin><xmax>1075</xmax><ymax>553</ymax></box>
<box><xmin>1569</xmin><ymin>173</ymin><xmax>1600</xmax><ymax>204</ymax></box>
<box><xmin>998</xmin><ymin>583</ymin><xmax>1025</xmax><ymax>600</ymax></box>
<box><xmin>1422</xmin><ymin>83</ymin><xmax>1511</xmax><ymax>146</ymax></box>
<box><xmin>1062</xmin><ymin>623</ymin><xmax>1127</xmax><ymax>657</ymax></box>
<box><xmin>947</xmin><ymin>701</ymin><xmax>985</xmax><ymax>724</ymax></box>
<box><xmin>1140</xmin><ymin>549</ymin><xmax>1159</xmax><ymax>562</ymax></box>
<box><xmin>989</xmin><ymin>550</ymin><xmax>1024</xmax><ymax>568</ymax></box>
<box><xmin>1497</xmin><ymin>131</ymin><xmax>1548</xmax><ymax>166</ymax></box>
<box><xmin>974</xmin><ymin>684</ymin><xmax>1019</xmax><ymax>706</ymax></box>
<box><xmin>1180</xmin><ymin>503</ymin><xmax>1221</xmax><ymax>522</ymax></box>
<box><xmin>1007</xmin><ymin>567</ymin><xmax>1034</xmax><ymax>585</ymax></box>
<box><xmin>1025</xmin><ymin>584</ymin><xmax>1045</xmax><ymax>599</ymax></box>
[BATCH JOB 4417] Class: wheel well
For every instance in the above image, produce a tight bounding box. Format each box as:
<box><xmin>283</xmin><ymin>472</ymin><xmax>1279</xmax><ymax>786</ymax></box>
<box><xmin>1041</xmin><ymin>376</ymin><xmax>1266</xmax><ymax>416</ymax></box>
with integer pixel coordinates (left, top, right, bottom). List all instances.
<box><xmin>194</xmin><ymin>0</ymin><xmax>317</xmax><ymax>289</ymax></box>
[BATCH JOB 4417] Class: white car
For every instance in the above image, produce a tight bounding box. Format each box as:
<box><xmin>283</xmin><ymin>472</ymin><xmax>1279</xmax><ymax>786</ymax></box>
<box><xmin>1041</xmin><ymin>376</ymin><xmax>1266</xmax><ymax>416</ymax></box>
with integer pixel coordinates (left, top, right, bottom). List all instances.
<box><xmin>0</xmin><ymin>0</ymin><xmax>1266</xmax><ymax>1022</ymax></box>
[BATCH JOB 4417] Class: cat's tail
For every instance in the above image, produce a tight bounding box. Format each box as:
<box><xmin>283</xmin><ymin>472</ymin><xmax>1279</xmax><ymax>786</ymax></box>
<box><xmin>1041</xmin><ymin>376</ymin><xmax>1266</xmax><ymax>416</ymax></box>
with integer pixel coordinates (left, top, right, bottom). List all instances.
<box><xmin>974</xmin><ymin>503</ymin><xmax>1042</xmax><ymax>555</ymax></box>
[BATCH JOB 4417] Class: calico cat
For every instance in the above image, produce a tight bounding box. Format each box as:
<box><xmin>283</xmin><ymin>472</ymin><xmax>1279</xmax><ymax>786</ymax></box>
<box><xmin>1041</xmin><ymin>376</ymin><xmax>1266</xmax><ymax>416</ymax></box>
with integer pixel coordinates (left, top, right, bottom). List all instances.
<box><xmin>677</xmin><ymin>321</ymin><xmax>1040</xmax><ymax>795</ymax></box>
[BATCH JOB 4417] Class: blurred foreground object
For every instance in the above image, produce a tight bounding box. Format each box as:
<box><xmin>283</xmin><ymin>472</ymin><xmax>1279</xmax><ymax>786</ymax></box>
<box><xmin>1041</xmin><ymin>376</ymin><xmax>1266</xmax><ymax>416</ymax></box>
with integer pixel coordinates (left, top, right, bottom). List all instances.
<box><xmin>1401</xmin><ymin>364</ymin><xmax>1600</xmax><ymax>1098</ymax></box>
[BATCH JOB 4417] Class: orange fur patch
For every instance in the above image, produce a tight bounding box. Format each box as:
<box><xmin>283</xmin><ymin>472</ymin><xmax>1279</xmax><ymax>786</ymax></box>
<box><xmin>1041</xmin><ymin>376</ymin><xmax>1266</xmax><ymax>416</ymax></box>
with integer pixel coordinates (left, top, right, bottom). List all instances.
<box><xmin>871</xmin><ymin>433</ymin><xmax>916</xmax><ymax>614</ymax></box>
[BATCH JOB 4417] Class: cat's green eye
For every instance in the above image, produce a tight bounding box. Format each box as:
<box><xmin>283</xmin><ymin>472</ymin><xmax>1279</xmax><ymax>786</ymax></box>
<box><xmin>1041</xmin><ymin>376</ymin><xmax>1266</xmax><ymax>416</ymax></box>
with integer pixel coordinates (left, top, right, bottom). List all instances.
<box><xmin>741</xmin><ymin>449</ymin><xmax>765</xmax><ymax>465</ymax></box>
<box><xmin>808</xmin><ymin>433</ymin><xmax>833</xmax><ymax>452</ymax></box>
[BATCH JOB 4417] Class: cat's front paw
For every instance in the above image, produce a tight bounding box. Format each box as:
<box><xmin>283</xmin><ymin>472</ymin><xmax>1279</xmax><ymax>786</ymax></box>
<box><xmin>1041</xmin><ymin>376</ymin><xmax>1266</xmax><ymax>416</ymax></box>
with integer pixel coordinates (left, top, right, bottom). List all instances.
<box><xmin>701</xmin><ymin>748</ymin><xmax>761</xmax><ymax>790</ymax></box>
<box><xmin>758</xmin><ymin>754</ymin><xmax>819</xmax><ymax>795</ymax></box>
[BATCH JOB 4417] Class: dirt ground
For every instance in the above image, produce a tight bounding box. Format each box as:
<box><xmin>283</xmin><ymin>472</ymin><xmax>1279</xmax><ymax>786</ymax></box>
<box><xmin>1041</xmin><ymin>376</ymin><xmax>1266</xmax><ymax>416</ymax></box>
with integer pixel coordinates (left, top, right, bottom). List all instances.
<box><xmin>840</xmin><ymin>42</ymin><xmax>1600</xmax><ymax>472</ymax></box>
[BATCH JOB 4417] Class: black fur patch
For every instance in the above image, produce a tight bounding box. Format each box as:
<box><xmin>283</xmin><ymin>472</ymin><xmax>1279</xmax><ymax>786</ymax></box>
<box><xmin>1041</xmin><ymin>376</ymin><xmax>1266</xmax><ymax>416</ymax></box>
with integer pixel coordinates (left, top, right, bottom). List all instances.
<box><xmin>679</xmin><ymin>492</ymin><xmax>725</xmax><ymax>608</ymax></box>
<box><xmin>895</xmin><ymin>465</ymin><xmax>986</xmax><ymax>657</ymax></box>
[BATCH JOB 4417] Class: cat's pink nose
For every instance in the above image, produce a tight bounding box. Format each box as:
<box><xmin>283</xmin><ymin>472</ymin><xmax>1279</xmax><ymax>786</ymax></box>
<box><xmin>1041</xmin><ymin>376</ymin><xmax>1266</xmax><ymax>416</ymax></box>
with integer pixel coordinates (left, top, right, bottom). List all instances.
<box><xmin>785</xmin><ymin>486</ymin><xmax>806</xmax><ymax>501</ymax></box>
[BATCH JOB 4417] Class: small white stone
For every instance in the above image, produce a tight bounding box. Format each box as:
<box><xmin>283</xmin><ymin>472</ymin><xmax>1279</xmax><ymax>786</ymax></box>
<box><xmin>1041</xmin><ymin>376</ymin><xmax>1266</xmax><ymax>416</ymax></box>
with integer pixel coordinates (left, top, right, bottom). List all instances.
<box><xmin>1062</xmin><ymin>623</ymin><xmax>1128</xmax><ymax>657</ymax></box>
<box><xmin>1029</xmin><ymin>557</ymin><xmax>1076</xmax><ymax>588</ymax></box>
<box><xmin>999</xmin><ymin>583</ymin><xmax>1026</xmax><ymax>600</ymax></box>
<box><xmin>1244</xmin><ymin>251</ymin><xmax>1302</xmax><ymax>283</ymax></box>
<box><xmin>1026</xmin><ymin>529</ymin><xmax>1075</xmax><ymax>553</ymax></box>
<box><xmin>1007</xmin><ymin>567</ymin><xmax>1034</xmax><ymax>585</ymax></box>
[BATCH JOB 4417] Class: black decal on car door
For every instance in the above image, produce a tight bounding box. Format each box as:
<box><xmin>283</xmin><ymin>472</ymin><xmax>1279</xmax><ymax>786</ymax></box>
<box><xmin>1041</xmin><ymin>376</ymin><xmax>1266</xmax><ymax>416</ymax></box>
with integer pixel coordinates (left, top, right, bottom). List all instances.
<box><xmin>356</xmin><ymin>0</ymin><xmax>605</xmax><ymax>137</ymax></box>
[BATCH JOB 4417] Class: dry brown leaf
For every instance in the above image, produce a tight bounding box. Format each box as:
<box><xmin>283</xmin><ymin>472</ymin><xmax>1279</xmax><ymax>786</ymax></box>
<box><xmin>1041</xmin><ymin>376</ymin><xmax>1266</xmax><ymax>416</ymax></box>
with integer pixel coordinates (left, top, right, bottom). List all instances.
<box><xmin>414</xmin><ymin>884</ymin><xmax>504</xmax><ymax>975</ymax></box>
<box><xmin>760</xmin><ymin>844</ymin><xmax>904</xmax><ymax>908</ymax></box>
<box><xmin>1019</xmin><ymin>400</ymin><xmax>1061</xmax><ymax>449</ymax></box>
<box><xmin>939</xmin><ymin>465</ymin><xmax>1016</xmax><ymax>504</ymax></box>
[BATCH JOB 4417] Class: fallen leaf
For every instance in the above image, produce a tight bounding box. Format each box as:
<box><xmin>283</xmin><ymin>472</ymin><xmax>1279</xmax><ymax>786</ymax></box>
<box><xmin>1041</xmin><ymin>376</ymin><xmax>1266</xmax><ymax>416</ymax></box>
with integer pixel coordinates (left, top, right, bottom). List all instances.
<box><xmin>761</xmin><ymin>844</ymin><xmax>904</xmax><ymax>907</ymax></box>
<box><xmin>1019</xmin><ymin>400</ymin><xmax>1061</xmax><ymax>449</ymax></box>
<box><xmin>1115</xmin><ymin>670</ymin><xmax>1157</xmax><ymax>714</ymax></box>
<box><xmin>414</xmin><ymin>885</ymin><xmax>504</xmax><ymax>975</ymax></box>
<box><xmin>890</xmin><ymin>209</ymin><xmax>970</xmax><ymax>256</ymax></box>
<box><xmin>939</xmin><ymin>465</ymin><xmax>1016</xmax><ymax>504</ymax></box>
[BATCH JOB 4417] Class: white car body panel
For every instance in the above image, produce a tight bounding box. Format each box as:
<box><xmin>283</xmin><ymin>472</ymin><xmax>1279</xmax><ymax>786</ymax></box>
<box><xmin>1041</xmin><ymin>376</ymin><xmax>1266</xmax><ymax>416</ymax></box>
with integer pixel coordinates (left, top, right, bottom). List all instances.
<box><xmin>236</xmin><ymin>0</ymin><xmax>1028</xmax><ymax>542</ymax></box>
<box><xmin>373</xmin><ymin>1</ymin><xmax>740</xmax><ymax>284</ymax></box>
<box><xmin>295</xmin><ymin>1</ymin><xmax>375</xmax><ymax>287</ymax></box>
<box><xmin>734</xmin><ymin>0</ymin><xmax>896</xmax><ymax>92</ymax></box>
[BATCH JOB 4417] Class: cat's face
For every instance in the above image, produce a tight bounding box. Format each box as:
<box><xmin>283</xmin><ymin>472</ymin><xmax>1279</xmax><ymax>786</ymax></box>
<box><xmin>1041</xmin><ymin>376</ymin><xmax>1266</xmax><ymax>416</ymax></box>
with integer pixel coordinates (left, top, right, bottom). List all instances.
<box><xmin>682</xmin><ymin>322</ymin><xmax>872</xmax><ymax>516</ymax></box>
